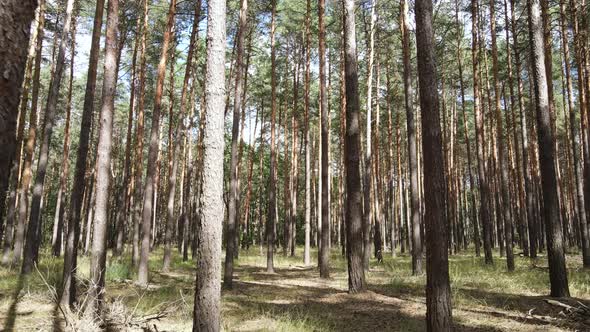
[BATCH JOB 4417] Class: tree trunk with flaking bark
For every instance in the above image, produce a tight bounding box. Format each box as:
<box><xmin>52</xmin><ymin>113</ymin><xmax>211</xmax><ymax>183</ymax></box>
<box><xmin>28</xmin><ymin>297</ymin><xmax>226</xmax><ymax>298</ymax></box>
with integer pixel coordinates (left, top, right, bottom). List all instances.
<box><xmin>2</xmin><ymin>0</ymin><xmax>45</xmax><ymax>266</ymax></box>
<box><xmin>192</xmin><ymin>0</ymin><xmax>226</xmax><ymax>327</ymax></box>
<box><xmin>343</xmin><ymin>0</ymin><xmax>365</xmax><ymax>293</ymax></box>
<box><xmin>527</xmin><ymin>0</ymin><xmax>570</xmax><ymax>297</ymax></box>
<box><xmin>0</xmin><ymin>0</ymin><xmax>39</xmax><ymax>238</ymax></box>
<box><xmin>415</xmin><ymin>0</ymin><xmax>453</xmax><ymax>328</ymax></box>
<box><xmin>4</xmin><ymin>2</ymin><xmax>40</xmax><ymax>246</ymax></box>
<box><xmin>83</xmin><ymin>0</ymin><xmax>118</xmax><ymax>317</ymax></box>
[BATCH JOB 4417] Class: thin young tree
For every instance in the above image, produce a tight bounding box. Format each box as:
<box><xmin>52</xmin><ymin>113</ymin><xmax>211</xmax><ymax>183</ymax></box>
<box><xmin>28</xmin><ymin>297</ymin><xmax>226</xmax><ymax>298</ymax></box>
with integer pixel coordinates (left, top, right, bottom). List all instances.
<box><xmin>114</xmin><ymin>7</ymin><xmax>142</xmax><ymax>258</ymax></box>
<box><xmin>267</xmin><ymin>0</ymin><xmax>278</xmax><ymax>274</ymax></box>
<box><xmin>303</xmin><ymin>0</ymin><xmax>312</xmax><ymax>266</ymax></box>
<box><xmin>60</xmin><ymin>0</ymin><xmax>105</xmax><ymax>307</ymax></box>
<box><xmin>454</xmin><ymin>0</ymin><xmax>480</xmax><ymax>257</ymax></box>
<box><xmin>510</xmin><ymin>0</ymin><xmax>537</xmax><ymax>258</ymax></box>
<box><xmin>471</xmin><ymin>0</ymin><xmax>493</xmax><ymax>264</ymax></box>
<box><xmin>84</xmin><ymin>0</ymin><xmax>119</xmax><ymax>317</ymax></box>
<box><xmin>164</xmin><ymin>0</ymin><xmax>201</xmax><ymax>272</ymax></box>
<box><xmin>132</xmin><ymin>0</ymin><xmax>149</xmax><ymax>267</ymax></box>
<box><xmin>52</xmin><ymin>14</ymin><xmax>77</xmax><ymax>258</ymax></box>
<box><xmin>192</xmin><ymin>0</ymin><xmax>227</xmax><ymax>328</ymax></box>
<box><xmin>401</xmin><ymin>0</ymin><xmax>422</xmax><ymax>275</ymax></box>
<box><xmin>415</xmin><ymin>0</ymin><xmax>453</xmax><ymax>328</ymax></box>
<box><xmin>224</xmin><ymin>0</ymin><xmax>248</xmax><ymax>287</ymax></box>
<box><xmin>343</xmin><ymin>0</ymin><xmax>365</xmax><ymax>293</ymax></box>
<box><xmin>504</xmin><ymin>0</ymin><xmax>529</xmax><ymax>258</ymax></box>
<box><xmin>318</xmin><ymin>0</ymin><xmax>330</xmax><ymax>278</ymax></box>
<box><xmin>527</xmin><ymin>0</ymin><xmax>570</xmax><ymax>297</ymax></box>
<box><xmin>490</xmin><ymin>0</ymin><xmax>514</xmax><ymax>271</ymax></box>
<box><xmin>559</xmin><ymin>0</ymin><xmax>590</xmax><ymax>266</ymax></box>
<box><xmin>138</xmin><ymin>0</ymin><xmax>176</xmax><ymax>286</ymax></box>
<box><xmin>22</xmin><ymin>0</ymin><xmax>76</xmax><ymax>274</ymax></box>
<box><xmin>363</xmin><ymin>0</ymin><xmax>377</xmax><ymax>271</ymax></box>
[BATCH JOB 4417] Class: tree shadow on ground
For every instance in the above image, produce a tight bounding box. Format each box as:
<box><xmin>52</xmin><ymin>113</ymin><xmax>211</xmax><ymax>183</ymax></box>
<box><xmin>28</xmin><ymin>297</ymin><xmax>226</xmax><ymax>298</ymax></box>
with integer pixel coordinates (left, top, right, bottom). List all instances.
<box><xmin>2</xmin><ymin>273</ymin><xmax>25</xmax><ymax>332</ymax></box>
<box><xmin>223</xmin><ymin>273</ymin><xmax>502</xmax><ymax>331</ymax></box>
<box><xmin>234</xmin><ymin>264</ymin><xmax>321</xmax><ymax>281</ymax></box>
<box><xmin>458</xmin><ymin>288</ymin><xmax>590</xmax><ymax>331</ymax></box>
<box><xmin>369</xmin><ymin>279</ymin><xmax>590</xmax><ymax>331</ymax></box>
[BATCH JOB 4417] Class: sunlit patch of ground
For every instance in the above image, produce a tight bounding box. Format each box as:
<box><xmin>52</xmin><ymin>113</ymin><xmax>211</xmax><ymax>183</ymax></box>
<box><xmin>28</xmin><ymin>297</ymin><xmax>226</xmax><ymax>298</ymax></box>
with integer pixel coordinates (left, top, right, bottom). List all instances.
<box><xmin>0</xmin><ymin>246</ymin><xmax>588</xmax><ymax>331</ymax></box>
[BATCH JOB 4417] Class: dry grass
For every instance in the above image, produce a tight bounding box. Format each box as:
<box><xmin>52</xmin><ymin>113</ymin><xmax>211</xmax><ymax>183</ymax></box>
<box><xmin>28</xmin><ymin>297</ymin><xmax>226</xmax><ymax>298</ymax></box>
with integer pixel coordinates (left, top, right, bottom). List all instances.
<box><xmin>0</xmin><ymin>246</ymin><xmax>589</xmax><ymax>331</ymax></box>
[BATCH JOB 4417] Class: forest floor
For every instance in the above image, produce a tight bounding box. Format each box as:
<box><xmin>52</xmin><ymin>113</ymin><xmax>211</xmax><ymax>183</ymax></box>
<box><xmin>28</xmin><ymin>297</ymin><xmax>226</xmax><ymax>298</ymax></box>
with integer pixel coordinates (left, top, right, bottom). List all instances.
<box><xmin>0</xmin><ymin>246</ymin><xmax>589</xmax><ymax>331</ymax></box>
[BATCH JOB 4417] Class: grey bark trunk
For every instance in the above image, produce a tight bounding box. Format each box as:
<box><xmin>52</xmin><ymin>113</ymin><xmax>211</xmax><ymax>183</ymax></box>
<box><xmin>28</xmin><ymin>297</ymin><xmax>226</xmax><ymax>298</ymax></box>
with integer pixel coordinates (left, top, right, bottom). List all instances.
<box><xmin>192</xmin><ymin>0</ymin><xmax>226</xmax><ymax>328</ymax></box>
<box><xmin>83</xmin><ymin>0</ymin><xmax>119</xmax><ymax>317</ymax></box>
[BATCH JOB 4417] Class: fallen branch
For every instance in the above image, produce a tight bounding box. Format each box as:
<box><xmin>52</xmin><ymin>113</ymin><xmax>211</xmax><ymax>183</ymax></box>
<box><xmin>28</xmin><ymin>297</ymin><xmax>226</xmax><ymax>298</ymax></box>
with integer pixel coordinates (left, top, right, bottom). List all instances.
<box><xmin>543</xmin><ymin>299</ymin><xmax>590</xmax><ymax>328</ymax></box>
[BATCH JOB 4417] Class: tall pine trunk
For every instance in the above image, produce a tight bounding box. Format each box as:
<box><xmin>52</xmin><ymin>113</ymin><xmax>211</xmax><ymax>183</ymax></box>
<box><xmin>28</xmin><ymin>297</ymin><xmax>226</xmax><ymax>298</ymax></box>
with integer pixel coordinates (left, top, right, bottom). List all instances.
<box><xmin>455</xmin><ymin>0</ymin><xmax>480</xmax><ymax>257</ymax></box>
<box><xmin>60</xmin><ymin>0</ymin><xmax>104</xmax><ymax>306</ymax></box>
<box><xmin>472</xmin><ymin>0</ymin><xmax>494</xmax><ymax>264</ymax></box>
<box><xmin>224</xmin><ymin>0</ymin><xmax>248</xmax><ymax>286</ymax></box>
<box><xmin>267</xmin><ymin>0</ymin><xmax>278</xmax><ymax>274</ymax></box>
<box><xmin>192</xmin><ymin>0</ymin><xmax>227</xmax><ymax>327</ymax></box>
<box><xmin>415</xmin><ymin>0</ymin><xmax>453</xmax><ymax>328</ymax></box>
<box><xmin>362</xmin><ymin>0</ymin><xmax>377</xmax><ymax>271</ymax></box>
<box><xmin>527</xmin><ymin>0</ymin><xmax>570</xmax><ymax>297</ymax></box>
<box><xmin>303</xmin><ymin>0</ymin><xmax>312</xmax><ymax>266</ymax></box>
<box><xmin>164</xmin><ymin>0</ymin><xmax>201</xmax><ymax>272</ymax></box>
<box><xmin>490</xmin><ymin>0</ymin><xmax>514</xmax><ymax>270</ymax></box>
<box><xmin>561</xmin><ymin>0</ymin><xmax>590</xmax><ymax>266</ymax></box>
<box><xmin>22</xmin><ymin>0</ymin><xmax>76</xmax><ymax>274</ymax></box>
<box><xmin>52</xmin><ymin>16</ymin><xmax>76</xmax><ymax>258</ymax></box>
<box><xmin>83</xmin><ymin>0</ymin><xmax>119</xmax><ymax>317</ymax></box>
<box><xmin>2</xmin><ymin>0</ymin><xmax>45</xmax><ymax>266</ymax></box>
<box><xmin>401</xmin><ymin>0</ymin><xmax>422</xmax><ymax>275</ymax></box>
<box><xmin>343</xmin><ymin>0</ymin><xmax>365</xmax><ymax>293</ymax></box>
<box><xmin>318</xmin><ymin>0</ymin><xmax>330</xmax><ymax>278</ymax></box>
<box><xmin>137</xmin><ymin>0</ymin><xmax>176</xmax><ymax>286</ymax></box>
<box><xmin>132</xmin><ymin>0</ymin><xmax>149</xmax><ymax>267</ymax></box>
<box><xmin>0</xmin><ymin>0</ymin><xmax>39</xmax><ymax>236</ymax></box>
<box><xmin>3</xmin><ymin>0</ymin><xmax>43</xmax><ymax>256</ymax></box>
